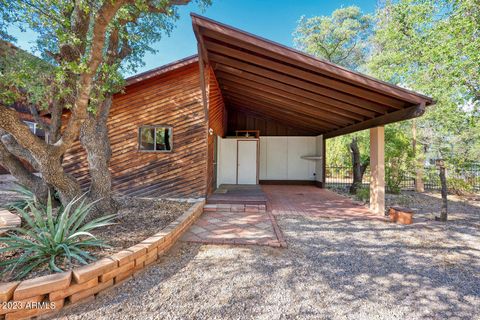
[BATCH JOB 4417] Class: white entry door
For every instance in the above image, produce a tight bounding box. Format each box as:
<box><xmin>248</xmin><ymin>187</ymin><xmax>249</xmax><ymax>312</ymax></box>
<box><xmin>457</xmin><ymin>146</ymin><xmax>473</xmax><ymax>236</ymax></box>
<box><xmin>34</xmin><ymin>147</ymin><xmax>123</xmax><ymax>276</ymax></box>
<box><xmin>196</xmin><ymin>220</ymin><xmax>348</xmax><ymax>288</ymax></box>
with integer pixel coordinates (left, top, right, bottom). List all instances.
<box><xmin>237</xmin><ymin>140</ymin><xmax>258</xmax><ymax>184</ymax></box>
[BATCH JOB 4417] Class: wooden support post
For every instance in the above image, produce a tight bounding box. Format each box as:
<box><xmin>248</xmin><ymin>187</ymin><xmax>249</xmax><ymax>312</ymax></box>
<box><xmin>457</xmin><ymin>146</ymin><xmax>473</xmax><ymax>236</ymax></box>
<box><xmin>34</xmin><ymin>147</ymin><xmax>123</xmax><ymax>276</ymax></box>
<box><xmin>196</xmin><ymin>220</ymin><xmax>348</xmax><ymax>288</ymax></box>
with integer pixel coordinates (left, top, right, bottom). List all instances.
<box><xmin>370</xmin><ymin>126</ymin><xmax>385</xmax><ymax>215</ymax></box>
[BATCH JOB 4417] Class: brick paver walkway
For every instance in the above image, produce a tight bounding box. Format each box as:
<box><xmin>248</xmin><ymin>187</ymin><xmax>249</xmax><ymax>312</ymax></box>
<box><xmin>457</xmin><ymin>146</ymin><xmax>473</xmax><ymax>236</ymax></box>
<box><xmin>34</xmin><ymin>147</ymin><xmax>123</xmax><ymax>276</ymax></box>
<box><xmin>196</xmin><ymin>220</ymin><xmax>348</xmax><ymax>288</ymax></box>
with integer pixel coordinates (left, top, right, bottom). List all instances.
<box><xmin>181</xmin><ymin>207</ymin><xmax>286</xmax><ymax>247</ymax></box>
<box><xmin>263</xmin><ymin>185</ymin><xmax>387</xmax><ymax>221</ymax></box>
<box><xmin>182</xmin><ymin>185</ymin><xmax>385</xmax><ymax>248</ymax></box>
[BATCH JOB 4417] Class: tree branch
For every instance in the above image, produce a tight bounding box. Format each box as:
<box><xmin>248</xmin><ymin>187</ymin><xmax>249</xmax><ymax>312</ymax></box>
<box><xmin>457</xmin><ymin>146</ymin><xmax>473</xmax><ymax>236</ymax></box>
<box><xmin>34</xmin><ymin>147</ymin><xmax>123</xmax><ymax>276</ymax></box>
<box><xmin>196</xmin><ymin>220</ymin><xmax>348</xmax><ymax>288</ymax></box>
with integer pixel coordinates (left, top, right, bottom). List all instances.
<box><xmin>28</xmin><ymin>104</ymin><xmax>49</xmax><ymax>132</ymax></box>
<box><xmin>0</xmin><ymin>139</ymin><xmax>48</xmax><ymax>200</ymax></box>
<box><xmin>0</xmin><ymin>131</ymin><xmax>40</xmax><ymax>171</ymax></box>
<box><xmin>0</xmin><ymin>104</ymin><xmax>48</xmax><ymax>157</ymax></box>
<box><xmin>56</xmin><ymin>0</ymin><xmax>130</xmax><ymax>152</ymax></box>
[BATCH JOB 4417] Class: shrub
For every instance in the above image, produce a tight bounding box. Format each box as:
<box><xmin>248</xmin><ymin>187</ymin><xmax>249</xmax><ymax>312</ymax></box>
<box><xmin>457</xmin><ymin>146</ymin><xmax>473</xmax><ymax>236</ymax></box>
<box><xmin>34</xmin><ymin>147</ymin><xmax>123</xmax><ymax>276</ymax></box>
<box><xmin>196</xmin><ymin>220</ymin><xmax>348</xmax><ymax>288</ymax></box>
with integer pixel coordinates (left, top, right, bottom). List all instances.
<box><xmin>7</xmin><ymin>183</ymin><xmax>36</xmax><ymax>210</ymax></box>
<box><xmin>386</xmin><ymin>166</ymin><xmax>408</xmax><ymax>194</ymax></box>
<box><xmin>0</xmin><ymin>194</ymin><xmax>116</xmax><ymax>280</ymax></box>
<box><xmin>447</xmin><ymin>177</ymin><xmax>474</xmax><ymax>195</ymax></box>
<box><xmin>355</xmin><ymin>187</ymin><xmax>370</xmax><ymax>202</ymax></box>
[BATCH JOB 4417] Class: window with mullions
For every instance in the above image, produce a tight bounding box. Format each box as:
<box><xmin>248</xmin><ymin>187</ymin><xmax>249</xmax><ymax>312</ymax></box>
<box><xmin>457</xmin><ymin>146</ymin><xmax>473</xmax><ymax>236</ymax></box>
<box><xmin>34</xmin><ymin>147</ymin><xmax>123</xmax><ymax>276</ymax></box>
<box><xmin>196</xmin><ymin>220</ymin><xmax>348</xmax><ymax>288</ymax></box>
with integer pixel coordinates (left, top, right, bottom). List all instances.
<box><xmin>24</xmin><ymin>121</ymin><xmax>46</xmax><ymax>138</ymax></box>
<box><xmin>138</xmin><ymin>126</ymin><xmax>173</xmax><ymax>152</ymax></box>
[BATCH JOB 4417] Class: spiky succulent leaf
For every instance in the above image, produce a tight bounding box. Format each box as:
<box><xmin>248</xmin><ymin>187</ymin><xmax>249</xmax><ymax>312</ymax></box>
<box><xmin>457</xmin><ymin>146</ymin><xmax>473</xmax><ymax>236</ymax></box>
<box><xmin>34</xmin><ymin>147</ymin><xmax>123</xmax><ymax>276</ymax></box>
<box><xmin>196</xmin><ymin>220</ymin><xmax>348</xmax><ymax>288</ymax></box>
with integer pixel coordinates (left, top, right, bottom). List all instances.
<box><xmin>0</xmin><ymin>193</ymin><xmax>116</xmax><ymax>280</ymax></box>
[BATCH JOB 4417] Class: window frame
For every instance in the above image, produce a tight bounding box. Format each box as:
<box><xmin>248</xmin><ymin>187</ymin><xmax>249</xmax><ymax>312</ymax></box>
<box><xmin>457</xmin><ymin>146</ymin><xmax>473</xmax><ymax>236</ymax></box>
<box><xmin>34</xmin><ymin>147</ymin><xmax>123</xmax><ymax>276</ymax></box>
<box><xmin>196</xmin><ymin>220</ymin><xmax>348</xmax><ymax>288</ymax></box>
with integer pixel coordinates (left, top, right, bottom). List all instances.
<box><xmin>24</xmin><ymin>120</ymin><xmax>47</xmax><ymax>140</ymax></box>
<box><xmin>138</xmin><ymin>125</ymin><xmax>173</xmax><ymax>153</ymax></box>
<box><xmin>24</xmin><ymin>121</ymin><xmax>37</xmax><ymax>134</ymax></box>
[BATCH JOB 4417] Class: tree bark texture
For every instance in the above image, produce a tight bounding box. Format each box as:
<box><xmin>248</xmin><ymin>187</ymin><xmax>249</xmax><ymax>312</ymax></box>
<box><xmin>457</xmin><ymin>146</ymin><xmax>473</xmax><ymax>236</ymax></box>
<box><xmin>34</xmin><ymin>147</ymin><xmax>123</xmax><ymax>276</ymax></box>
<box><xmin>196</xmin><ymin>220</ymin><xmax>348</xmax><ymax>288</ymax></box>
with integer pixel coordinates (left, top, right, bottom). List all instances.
<box><xmin>412</xmin><ymin>120</ymin><xmax>425</xmax><ymax>192</ymax></box>
<box><xmin>0</xmin><ymin>0</ymin><xmax>191</xmax><ymax>214</ymax></box>
<box><xmin>349</xmin><ymin>138</ymin><xmax>369</xmax><ymax>194</ymax></box>
<box><xmin>80</xmin><ymin>97</ymin><xmax>118</xmax><ymax>216</ymax></box>
<box><xmin>438</xmin><ymin>166</ymin><xmax>448</xmax><ymax>221</ymax></box>
<box><xmin>0</xmin><ymin>140</ymin><xmax>49</xmax><ymax>202</ymax></box>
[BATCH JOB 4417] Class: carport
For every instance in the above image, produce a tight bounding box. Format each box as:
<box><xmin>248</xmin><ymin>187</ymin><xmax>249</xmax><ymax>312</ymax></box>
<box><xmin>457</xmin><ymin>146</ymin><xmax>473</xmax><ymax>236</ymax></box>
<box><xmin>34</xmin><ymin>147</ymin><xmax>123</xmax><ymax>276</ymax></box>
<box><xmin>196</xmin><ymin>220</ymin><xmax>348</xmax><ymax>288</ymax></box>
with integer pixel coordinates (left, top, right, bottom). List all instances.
<box><xmin>192</xmin><ymin>14</ymin><xmax>434</xmax><ymax>215</ymax></box>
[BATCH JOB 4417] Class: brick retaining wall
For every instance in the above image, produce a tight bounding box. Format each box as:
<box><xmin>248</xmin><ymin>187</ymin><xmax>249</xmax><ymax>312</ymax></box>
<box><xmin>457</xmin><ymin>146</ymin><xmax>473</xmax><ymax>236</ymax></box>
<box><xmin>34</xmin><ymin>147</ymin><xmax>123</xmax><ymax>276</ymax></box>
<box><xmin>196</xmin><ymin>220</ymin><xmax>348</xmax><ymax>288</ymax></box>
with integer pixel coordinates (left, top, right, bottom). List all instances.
<box><xmin>0</xmin><ymin>200</ymin><xmax>205</xmax><ymax>320</ymax></box>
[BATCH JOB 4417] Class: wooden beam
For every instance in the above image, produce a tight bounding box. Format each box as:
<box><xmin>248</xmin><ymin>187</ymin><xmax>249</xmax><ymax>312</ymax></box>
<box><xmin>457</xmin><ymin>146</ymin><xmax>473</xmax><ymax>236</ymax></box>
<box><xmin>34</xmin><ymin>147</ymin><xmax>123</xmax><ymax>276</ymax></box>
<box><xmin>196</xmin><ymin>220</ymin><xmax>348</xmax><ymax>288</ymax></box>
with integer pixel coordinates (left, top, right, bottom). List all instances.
<box><xmin>323</xmin><ymin>104</ymin><xmax>426</xmax><ymax>139</ymax></box>
<box><xmin>226</xmin><ymin>95</ymin><xmax>336</xmax><ymax>131</ymax></box>
<box><xmin>230</xmin><ymin>102</ymin><xmax>323</xmax><ymax>135</ymax></box>
<box><xmin>192</xmin><ymin>14</ymin><xmax>433</xmax><ymax>105</ymax></box>
<box><xmin>215</xmin><ymin>68</ymin><xmax>378</xmax><ymax>118</ymax></box>
<box><xmin>221</xmin><ymin>84</ymin><xmax>354</xmax><ymax>126</ymax></box>
<box><xmin>197</xmin><ymin>43</ymin><xmax>209</xmax><ymax>122</ymax></box>
<box><xmin>226</xmin><ymin>95</ymin><xmax>337</xmax><ymax>130</ymax></box>
<box><xmin>218</xmin><ymin>73</ymin><xmax>367</xmax><ymax>121</ymax></box>
<box><xmin>225</xmin><ymin>90</ymin><xmax>348</xmax><ymax>129</ymax></box>
<box><xmin>228</xmin><ymin>104</ymin><xmax>323</xmax><ymax>135</ymax></box>
<box><xmin>205</xmin><ymin>40</ymin><xmax>407</xmax><ymax>108</ymax></box>
<box><xmin>210</xmin><ymin>56</ymin><xmax>396</xmax><ymax>114</ymax></box>
<box><xmin>191</xmin><ymin>22</ymin><xmax>209</xmax><ymax>65</ymax></box>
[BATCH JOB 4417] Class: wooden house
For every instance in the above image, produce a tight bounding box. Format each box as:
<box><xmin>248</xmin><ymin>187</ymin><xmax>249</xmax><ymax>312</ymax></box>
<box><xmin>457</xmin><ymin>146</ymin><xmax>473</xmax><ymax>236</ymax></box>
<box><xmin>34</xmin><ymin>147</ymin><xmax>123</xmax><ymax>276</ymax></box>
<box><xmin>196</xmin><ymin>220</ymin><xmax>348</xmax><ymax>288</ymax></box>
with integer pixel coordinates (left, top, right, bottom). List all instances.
<box><xmin>63</xmin><ymin>15</ymin><xmax>434</xmax><ymax>213</ymax></box>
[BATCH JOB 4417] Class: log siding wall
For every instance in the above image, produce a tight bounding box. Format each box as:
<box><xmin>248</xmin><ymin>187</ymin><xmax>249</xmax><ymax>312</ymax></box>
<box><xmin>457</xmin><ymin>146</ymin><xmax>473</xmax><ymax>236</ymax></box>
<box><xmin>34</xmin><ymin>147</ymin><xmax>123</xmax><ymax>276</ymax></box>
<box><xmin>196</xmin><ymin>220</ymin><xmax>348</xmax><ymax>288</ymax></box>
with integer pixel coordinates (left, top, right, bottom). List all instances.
<box><xmin>63</xmin><ymin>63</ymin><xmax>209</xmax><ymax>198</ymax></box>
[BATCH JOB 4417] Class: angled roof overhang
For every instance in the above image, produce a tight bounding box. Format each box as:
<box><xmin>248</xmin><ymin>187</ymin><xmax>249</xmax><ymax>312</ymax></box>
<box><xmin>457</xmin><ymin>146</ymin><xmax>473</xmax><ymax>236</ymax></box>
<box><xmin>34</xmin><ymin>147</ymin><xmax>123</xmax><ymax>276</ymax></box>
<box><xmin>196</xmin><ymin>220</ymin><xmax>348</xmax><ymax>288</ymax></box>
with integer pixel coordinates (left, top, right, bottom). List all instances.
<box><xmin>125</xmin><ymin>55</ymin><xmax>198</xmax><ymax>86</ymax></box>
<box><xmin>191</xmin><ymin>14</ymin><xmax>434</xmax><ymax>138</ymax></box>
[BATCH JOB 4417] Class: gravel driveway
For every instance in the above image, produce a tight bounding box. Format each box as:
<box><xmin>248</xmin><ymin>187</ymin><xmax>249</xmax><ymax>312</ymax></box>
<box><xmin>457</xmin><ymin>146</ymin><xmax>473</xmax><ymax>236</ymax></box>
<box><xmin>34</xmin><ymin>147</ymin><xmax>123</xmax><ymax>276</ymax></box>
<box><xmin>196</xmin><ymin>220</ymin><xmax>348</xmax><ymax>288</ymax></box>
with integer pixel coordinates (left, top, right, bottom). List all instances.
<box><xmin>54</xmin><ymin>193</ymin><xmax>480</xmax><ymax>320</ymax></box>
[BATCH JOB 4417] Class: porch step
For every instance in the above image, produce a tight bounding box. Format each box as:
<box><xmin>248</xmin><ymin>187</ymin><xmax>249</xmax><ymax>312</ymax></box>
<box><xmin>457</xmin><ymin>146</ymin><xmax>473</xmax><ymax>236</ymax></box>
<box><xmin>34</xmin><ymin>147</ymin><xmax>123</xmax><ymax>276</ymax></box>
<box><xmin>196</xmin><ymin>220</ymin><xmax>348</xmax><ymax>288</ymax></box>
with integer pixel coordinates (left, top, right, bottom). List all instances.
<box><xmin>206</xmin><ymin>184</ymin><xmax>267</xmax><ymax>206</ymax></box>
<box><xmin>204</xmin><ymin>203</ymin><xmax>267</xmax><ymax>213</ymax></box>
<box><xmin>206</xmin><ymin>196</ymin><xmax>267</xmax><ymax>206</ymax></box>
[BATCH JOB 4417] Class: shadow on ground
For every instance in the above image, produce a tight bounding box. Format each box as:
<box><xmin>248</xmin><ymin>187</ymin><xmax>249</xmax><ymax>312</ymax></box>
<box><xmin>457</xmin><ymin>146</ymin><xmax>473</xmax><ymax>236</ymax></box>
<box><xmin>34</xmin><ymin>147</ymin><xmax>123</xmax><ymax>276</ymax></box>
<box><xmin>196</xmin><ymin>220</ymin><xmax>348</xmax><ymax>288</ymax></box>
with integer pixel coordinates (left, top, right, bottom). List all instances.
<box><xmin>53</xmin><ymin>196</ymin><xmax>479</xmax><ymax>320</ymax></box>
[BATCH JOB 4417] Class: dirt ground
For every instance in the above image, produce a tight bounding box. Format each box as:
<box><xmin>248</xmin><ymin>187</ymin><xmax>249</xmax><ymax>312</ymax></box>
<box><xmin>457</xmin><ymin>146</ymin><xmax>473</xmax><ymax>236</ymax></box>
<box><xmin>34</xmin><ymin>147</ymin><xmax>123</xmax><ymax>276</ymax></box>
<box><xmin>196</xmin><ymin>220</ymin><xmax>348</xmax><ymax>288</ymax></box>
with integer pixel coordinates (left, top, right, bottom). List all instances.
<box><xmin>0</xmin><ymin>175</ymin><xmax>191</xmax><ymax>281</ymax></box>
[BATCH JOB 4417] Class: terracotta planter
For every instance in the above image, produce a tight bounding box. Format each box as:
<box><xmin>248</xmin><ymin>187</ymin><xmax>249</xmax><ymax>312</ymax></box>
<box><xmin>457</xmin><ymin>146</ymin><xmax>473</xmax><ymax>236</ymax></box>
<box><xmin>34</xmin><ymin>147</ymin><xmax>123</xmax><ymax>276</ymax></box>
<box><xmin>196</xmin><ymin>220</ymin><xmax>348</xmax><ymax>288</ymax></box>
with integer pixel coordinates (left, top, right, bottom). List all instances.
<box><xmin>389</xmin><ymin>207</ymin><xmax>413</xmax><ymax>225</ymax></box>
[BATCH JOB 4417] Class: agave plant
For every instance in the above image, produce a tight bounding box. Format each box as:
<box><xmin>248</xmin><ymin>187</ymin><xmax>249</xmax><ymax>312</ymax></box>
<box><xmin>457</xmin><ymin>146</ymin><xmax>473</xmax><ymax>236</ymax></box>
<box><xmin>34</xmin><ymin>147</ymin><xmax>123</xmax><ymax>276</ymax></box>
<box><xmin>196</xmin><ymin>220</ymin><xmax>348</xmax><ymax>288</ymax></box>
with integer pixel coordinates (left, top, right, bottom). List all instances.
<box><xmin>0</xmin><ymin>194</ymin><xmax>116</xmax><ymax>280</ymax></box>
<box><xmin>6</xmin><ymin>183</ymin><xmax>36</xmax><ymax>211</ymax></box>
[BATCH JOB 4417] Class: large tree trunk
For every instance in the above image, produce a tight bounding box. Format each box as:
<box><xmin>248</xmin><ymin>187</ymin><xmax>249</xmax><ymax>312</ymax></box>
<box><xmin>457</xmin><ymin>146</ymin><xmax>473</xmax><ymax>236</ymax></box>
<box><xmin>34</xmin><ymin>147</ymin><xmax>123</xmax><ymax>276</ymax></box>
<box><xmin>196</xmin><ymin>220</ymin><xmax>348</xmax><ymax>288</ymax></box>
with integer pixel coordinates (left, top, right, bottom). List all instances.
<box><xmin>437</xmin><ymin>165</ymin><xmax>448</xmax><ymax>221</ymax></box>
<box><xmin>80</xmin><ymin>97</ymin><xmax>118</xmax><ymax>216</ymax></box>
<box><xmin>0</xmin><ymin>141</ymin><xmax>49</xmax><ymax>202</ymax></box>
<box><xmin>349</xmin><ymin>138</ymin><xmax>369</xmax><ymax>194</ymax></box>
<box><xmin>412</xmin><ymin>120</ymin><xmax>425</xmax><ymax>192</ymax></box>
<box><xmin>40</xmin><ymin>157</ymin><xmax>82</xmax><ymax>205</ymax></box>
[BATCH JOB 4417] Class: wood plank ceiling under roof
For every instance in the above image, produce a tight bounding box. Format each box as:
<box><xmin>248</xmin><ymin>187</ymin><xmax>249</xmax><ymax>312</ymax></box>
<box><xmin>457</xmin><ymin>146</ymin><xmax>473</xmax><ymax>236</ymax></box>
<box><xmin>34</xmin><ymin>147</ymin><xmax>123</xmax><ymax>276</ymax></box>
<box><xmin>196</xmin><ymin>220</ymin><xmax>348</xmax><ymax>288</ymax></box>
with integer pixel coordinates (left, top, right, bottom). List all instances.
<box><xmin>191</xmin><ymin>14</ymin><xmax>434</xmax><ymax>139</ymax></box>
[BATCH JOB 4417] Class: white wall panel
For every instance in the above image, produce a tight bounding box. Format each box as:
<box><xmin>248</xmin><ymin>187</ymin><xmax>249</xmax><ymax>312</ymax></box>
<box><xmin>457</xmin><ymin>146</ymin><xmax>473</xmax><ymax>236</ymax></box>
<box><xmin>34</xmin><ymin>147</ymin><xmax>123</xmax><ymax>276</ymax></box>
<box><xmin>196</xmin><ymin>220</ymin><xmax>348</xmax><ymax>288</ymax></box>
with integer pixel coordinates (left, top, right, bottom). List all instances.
<box><xmin>287</xmin><ymin>137</ymin><xmax>316</xmax><ymax>180</ymax></box>
<box><xmin>259</xmin><ymin>137</ymin><xmax>267</xmax><ymax>180</ymax></box>
<box><xmin>265</xmin><ymin>137</ymin><xmax>288</xmax><ymax>180</ymax></box>
<box><xmin>217</xmin><ymin>138</ymin><xmax>237</xmax><ymax>186</ymax></box>
<box><xmin>259</xmin><ymin>136</ymin><xmax>316</xmax><ymax>181</ymax></box>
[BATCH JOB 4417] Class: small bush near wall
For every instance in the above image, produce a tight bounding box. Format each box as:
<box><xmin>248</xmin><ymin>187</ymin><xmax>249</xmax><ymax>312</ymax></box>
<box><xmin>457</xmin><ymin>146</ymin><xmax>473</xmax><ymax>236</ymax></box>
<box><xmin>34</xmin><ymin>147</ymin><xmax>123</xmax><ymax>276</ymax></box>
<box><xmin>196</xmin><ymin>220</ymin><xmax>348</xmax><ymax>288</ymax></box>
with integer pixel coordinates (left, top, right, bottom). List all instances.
<box><xmin>355</xmin><ymin>187</ymin><xmax>370</xmax><ymax>203</ymax></box>
<box><xmin>447</xmin><ymin>177</ymin><xmax>474</xmax><ymax>195</ymax></box>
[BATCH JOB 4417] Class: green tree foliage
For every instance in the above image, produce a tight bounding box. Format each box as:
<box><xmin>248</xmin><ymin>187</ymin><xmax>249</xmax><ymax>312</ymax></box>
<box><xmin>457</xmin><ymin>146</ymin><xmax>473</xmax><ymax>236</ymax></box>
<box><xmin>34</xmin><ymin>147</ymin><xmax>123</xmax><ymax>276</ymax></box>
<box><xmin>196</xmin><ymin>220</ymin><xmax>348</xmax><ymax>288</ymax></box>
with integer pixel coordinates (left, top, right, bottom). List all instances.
<box><xmin>293</xmin><ymin>6</ymin><xmax>372</xmax><ymax>70</ymax></box>
<box><xmin>326</xmin><ymin>130</ymin><xmax>369</xmax><ymax>168</ymax></box>
<box><xmin>0</xmin><ymin>0</ymin><xmax>209</xmax><ymax>212</ymax></box>
<box><xmin>295</xmin><ymin>1</ymin><xmax>480</xmax><ymax>193</ymax></box>
<box><xmin>369</xmin><ymin>0</ymin><xmax>480</xmax><ymax>167</ymax></box>
<box><xmin>385</xmin><ymin>124</ymin><xmax>414</xmax><ymax>193</ymax></box>
<box><xmin>0</xmin><ymin>0</ymin><xmax>209</xmax><ymax>111</ymax></box>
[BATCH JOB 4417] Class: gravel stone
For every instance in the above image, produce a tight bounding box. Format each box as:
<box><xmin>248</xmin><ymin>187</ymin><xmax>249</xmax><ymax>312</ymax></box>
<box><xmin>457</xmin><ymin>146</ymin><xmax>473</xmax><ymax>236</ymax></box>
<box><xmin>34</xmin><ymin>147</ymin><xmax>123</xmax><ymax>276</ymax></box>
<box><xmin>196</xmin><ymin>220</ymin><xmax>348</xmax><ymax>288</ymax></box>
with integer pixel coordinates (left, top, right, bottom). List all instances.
<box><xmin>54</xmin><ymin>192</ymin><xmax>480</xmax><ymax>320</ymax></box>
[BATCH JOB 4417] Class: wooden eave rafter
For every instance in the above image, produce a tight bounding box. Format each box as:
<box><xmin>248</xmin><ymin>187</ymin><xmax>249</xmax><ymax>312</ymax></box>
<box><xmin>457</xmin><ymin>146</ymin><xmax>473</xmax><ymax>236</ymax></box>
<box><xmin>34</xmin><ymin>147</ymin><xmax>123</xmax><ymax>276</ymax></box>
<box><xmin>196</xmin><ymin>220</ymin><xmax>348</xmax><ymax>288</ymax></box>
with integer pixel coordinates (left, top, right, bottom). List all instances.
<box><xmin>191</xmin><ymin>14</ymin><xmax>434</xmax><ymax>138</ymax></box>
<box><xmin>226</xmin><ymin>94</ymin><xmax>338</xmax><ymax>131</ymax></box>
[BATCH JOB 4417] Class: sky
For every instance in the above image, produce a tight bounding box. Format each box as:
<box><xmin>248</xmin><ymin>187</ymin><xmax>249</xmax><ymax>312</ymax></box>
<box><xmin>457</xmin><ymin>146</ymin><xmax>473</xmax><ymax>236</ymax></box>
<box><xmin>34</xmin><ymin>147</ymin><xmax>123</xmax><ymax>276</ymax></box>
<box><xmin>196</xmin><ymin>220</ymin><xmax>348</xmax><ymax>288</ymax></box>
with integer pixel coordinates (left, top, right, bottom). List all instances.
<box><xmin>8</xmin><ymin>0</ymin><xmax>377</xmax><ymax>76</ymax></box>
